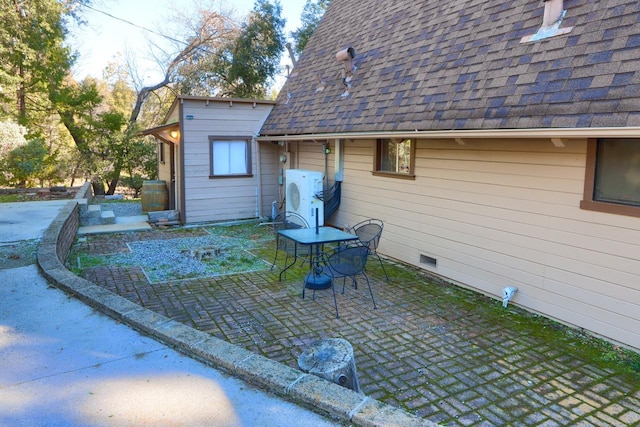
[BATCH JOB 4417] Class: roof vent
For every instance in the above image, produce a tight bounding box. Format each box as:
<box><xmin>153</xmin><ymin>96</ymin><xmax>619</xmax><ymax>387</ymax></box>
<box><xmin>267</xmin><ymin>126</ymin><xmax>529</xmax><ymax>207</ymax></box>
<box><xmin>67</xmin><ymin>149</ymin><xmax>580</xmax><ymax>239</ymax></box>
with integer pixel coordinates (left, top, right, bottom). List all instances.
<box><xmin>521</xmin><ymin>0</ymin><xmax>573</xmax><ymax>43</ymax></box>
<box><xmin>336</xmin><ymin>47</ymin><xmax>356</xmax><ymax>97</ymax></box>
<box><xmin>542</xmin><ymin>0</ymin><xmax>563</xmax><ymax>27</ymax></box>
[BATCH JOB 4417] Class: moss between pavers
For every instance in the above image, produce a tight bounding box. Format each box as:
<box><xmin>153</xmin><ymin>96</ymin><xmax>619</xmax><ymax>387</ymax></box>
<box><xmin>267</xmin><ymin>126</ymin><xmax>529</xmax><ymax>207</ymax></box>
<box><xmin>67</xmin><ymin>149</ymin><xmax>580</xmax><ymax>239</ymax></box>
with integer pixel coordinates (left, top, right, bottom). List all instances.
<box><xmin>68</xmin><ymin>221</ymin><xmax>640</xmax><ymax>381</ymax></box>
<box><xmin>390</xmin><ymin>261</ymin><xmax>640</xmax><ymax>379</ymax></box>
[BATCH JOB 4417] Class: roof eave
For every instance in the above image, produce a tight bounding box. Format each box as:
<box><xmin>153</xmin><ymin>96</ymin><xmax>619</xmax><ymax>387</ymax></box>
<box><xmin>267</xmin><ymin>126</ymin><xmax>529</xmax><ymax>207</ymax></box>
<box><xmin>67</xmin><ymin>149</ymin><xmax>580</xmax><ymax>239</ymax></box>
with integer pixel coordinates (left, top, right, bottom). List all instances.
<box><xmin>257</xmin><ymin>127</ymin><xmax>640</xmax><ymax>142</ymax></box>
<box><xmin>140</xmin><ymin>122</ymin><xmax>180</xmax><ymax>144</ymax></box>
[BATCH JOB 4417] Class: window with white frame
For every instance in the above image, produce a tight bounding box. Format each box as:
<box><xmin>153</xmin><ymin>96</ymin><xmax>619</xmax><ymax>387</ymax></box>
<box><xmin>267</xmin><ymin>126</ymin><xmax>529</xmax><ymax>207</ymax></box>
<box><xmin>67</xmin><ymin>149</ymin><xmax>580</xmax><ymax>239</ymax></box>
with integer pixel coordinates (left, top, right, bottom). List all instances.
<box><xmin>209</xmin><ymin>137</ymin><xmax>252</xmax><ymax>177</ymax></box>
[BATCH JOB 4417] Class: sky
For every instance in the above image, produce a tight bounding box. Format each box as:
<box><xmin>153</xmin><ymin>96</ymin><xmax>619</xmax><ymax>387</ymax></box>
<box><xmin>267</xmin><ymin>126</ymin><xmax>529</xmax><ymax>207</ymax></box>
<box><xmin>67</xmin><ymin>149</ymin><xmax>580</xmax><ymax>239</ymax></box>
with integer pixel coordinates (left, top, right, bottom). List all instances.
<box><xmin>68</xmin><ymin>0</ymin><xmax>304</xmax><ymax>90</ymax></box>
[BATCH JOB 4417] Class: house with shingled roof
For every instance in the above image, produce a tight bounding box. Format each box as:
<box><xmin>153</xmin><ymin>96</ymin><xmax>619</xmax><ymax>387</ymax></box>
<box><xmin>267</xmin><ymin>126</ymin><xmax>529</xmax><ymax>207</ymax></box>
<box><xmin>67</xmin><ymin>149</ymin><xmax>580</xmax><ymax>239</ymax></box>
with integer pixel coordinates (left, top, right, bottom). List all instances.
<box><xmin>256</xmin><ymin>0</ymin><xmax>640</xmax><ymax>350</ymax></box>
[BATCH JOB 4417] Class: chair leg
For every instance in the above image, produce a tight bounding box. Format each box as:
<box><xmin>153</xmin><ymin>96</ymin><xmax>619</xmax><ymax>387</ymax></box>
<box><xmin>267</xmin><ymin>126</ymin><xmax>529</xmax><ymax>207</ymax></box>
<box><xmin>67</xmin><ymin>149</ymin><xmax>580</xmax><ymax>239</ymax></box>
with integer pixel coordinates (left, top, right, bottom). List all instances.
<box><xmin>362</xmin><ymin>272</ymin><xmax>377</xmax><ymax>309</ymax></box>
<box><xmin>331</xmin><ymin>279</ymin><xmax>339</xmax><ymax>318</ymax></box>
<box><xmin>271</xmin><ymin>248</ymin><xmax>279</xmax><ymax>271</ymax></box>
<box><xmin>279</xmin><ymin>252</ymin><xmax>297</xmax><ymax>282</ymax></box>
<box><xmin>374</xmin><ymin>253</ymin><xmax>389</xmax><ymax>281</ymax></box>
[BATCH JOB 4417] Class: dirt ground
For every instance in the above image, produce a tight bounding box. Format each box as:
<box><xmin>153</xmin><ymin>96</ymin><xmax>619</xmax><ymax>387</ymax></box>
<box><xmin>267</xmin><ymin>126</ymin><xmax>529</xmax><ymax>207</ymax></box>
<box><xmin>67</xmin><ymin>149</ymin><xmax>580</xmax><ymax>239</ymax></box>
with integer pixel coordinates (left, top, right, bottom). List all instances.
<box><xmin>0</xmin><ymin>186</ymin><xmax>80</xmax><ymax>201</ymax></box>
<box><xmin>0</xmin><ymin>240</ymin><xmax>39</xmax><ymax>269</ymax></box>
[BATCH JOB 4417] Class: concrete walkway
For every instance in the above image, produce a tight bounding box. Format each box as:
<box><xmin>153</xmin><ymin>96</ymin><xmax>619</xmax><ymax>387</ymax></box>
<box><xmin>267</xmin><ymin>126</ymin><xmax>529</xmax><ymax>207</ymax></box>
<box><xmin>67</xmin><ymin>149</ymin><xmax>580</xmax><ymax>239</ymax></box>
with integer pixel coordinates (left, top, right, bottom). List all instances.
<box><xmin>0</xmin><ymin>199</ymin><xmax>70</xmax><ymax>242</ymax></box>
<box><xmin>0</xmin><ymin>201</ymin><xmax>340</xmax><ymax>426</ymax></box>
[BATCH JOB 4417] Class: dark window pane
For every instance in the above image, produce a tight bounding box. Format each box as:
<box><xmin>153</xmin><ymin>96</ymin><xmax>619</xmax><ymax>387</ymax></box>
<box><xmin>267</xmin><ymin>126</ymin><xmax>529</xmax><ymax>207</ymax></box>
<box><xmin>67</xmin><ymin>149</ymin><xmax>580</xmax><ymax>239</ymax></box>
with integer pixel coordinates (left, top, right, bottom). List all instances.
<box><xmin>378</xmin><ymin>139</ymin><xmax>411</xmax><ymax>173</ymax></box>
<box><xmin>595</xmin><ymin>139</ymin><xmax>640</xmax><ymax>207</ymax></box>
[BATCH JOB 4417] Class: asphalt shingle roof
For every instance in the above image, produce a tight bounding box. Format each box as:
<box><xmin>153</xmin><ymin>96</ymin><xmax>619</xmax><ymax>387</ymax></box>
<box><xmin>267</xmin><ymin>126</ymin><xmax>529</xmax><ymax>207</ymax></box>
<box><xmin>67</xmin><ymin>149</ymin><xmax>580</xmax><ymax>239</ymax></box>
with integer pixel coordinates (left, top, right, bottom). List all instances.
<box><xmin>261</xmin><ymin>0</ymin><xmax>640</xmax><ymax>136</ymax></box>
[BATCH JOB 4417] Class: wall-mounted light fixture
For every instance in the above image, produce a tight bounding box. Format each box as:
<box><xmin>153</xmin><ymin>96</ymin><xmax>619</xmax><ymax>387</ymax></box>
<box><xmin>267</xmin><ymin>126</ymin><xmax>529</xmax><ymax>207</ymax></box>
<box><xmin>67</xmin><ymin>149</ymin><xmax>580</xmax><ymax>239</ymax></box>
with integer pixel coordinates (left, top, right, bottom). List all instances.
<box><xmin>169</xmin><ymin>130</ymin><xmax>179</xmax><ymax>139</ymax></box>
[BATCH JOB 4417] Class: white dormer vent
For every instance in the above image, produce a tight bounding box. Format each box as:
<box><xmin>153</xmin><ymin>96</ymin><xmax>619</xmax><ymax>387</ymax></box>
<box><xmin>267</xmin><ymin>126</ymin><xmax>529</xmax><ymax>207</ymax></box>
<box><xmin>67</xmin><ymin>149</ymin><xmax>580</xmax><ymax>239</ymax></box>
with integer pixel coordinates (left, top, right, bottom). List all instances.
<box><xmin>336</xmin><ymin>47</ymin><xmax>356</xmax><ymax>79</ymax></box>
<box><xmin>336</xmin><ymin>46</ymin><xmax>357</xmax><ymax>97</ymax></box>
<box><xmin>542</xmin><ymin>0</ymin><xmax>564</xmax><ymax>27</ymax></box>
<box><xmin>521</xmin><ymin>0</ymin><xmax>573</xmax><ymax>43</ymax></box>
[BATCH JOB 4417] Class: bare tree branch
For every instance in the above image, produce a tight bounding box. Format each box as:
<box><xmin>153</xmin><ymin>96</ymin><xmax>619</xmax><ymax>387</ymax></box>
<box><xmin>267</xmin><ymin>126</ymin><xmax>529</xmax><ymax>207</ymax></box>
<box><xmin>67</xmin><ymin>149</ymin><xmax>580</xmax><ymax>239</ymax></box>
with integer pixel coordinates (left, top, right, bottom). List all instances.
<box><xmin>128</xmin><ymin>10</ymin><xmax>234</xmax><ymax>123</ymax></box>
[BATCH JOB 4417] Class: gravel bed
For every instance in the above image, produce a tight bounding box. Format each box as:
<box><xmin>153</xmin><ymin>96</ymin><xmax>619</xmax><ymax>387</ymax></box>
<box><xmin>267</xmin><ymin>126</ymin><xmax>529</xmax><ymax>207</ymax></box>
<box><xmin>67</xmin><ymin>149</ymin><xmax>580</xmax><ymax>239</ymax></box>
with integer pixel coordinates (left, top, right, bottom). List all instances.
<box><xmin>99</xmin><ymin>202</ymin><xmax>143</xmax><ymax>217</ymax></box>
<box><xmin>79</xmin><ymin>222</ymin><xmax>274</xmax><ymax>283</ymax></box>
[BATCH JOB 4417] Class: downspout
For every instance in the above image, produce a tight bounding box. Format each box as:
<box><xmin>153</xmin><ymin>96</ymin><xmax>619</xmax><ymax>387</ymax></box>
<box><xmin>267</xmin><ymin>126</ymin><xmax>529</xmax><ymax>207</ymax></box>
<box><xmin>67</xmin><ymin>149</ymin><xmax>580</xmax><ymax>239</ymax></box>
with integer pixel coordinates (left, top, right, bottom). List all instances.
<box><xmin>335</xmin><ymin>139</ymin><xmax>344</xmax><ymax>182</ymax></box>
<box><xmin>178</xmin><ymin>100</ymin><xmax>187</xmax><ymax>224</ymax></box>
<box><xmin>323</xmin><ymin>142</ymin><xmax>329</xmax><ymax>185</ymax></box>
<box><xmin>255</xmin><ymin>137</ymin><xmax>262</xmax><ymax>218</ymax></box>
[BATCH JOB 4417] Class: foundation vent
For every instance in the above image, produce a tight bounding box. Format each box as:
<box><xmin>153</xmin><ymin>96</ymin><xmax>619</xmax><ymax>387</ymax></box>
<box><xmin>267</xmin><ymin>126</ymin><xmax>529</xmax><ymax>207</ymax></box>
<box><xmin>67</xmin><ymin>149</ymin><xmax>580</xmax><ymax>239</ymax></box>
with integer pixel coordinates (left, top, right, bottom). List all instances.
<box><xmin>420</xmin><ymin>254</ymin><xmax>437</xmax><ymax>268</ymax></box>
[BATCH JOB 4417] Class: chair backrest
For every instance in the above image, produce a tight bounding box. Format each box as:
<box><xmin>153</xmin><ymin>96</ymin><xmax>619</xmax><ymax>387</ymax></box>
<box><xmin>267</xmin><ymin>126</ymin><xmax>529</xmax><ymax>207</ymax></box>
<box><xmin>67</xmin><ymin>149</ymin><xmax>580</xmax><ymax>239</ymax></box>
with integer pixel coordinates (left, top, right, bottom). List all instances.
<box><xmin>326</xmin><ymin>245</ymin><xmax>369</xmax><ymax>277</ymax></box>
<box><xmin>273</xmin><ymin>211</ymin><xmax>310</xmax><ymax>253</ymax></box>
<box><xmin>273</xmin><ymin>211</ymin><xmax>309</xmax><ymax>234</ymax></box>
<box><xmin>285</xmin><ymin>211</ymin><xmax>309</xmax><ymax>229</ymax></box>
<box><xmin>350</xmin><ymin>219</ymin><xmax>383</xmax><ymax>253</ymax></box>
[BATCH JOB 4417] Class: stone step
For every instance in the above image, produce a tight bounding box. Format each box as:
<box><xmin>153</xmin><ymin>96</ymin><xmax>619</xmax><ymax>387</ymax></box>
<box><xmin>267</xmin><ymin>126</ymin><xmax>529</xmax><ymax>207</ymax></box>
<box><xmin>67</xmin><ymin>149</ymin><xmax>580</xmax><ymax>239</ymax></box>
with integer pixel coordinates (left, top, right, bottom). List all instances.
<box><xmin>100</xmin><ymin>210</ymin><xmax>116</xmax><ymax>225</ymax></box>
<box><xmin>77</xmin><ymin>198</ymin><xmax>89</xmax><ymax>216</ymax></box>
<box><xmin>85</xmin><ymin>204</ymin><xmax>102</xmax><ymax>218</ymax></box>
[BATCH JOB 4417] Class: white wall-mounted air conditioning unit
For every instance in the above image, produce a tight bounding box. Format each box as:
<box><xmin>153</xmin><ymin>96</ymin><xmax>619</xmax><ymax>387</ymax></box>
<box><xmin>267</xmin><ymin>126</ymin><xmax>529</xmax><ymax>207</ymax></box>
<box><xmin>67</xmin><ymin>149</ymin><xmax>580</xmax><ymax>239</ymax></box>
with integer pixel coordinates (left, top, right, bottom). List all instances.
<box><xmin>286</xmin><ymin>169</ymin><xmax>324</xmax><ymax>227</ymax></box>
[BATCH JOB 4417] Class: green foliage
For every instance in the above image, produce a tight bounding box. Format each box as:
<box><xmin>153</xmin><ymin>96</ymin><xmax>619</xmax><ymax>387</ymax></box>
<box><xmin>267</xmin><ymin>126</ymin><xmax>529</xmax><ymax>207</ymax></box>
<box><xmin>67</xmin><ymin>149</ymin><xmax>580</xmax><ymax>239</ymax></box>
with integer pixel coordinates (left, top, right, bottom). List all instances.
<box><xmin>1</xmin><ymin>137</ymin><xmax>57</xmax><ymax>186</ymax></box>
<box><xmin>70</xmin><ymin>254</ymin><xmax>107</xmax><ymax>275</ymax></box>
<box><xmin>0</xmin><ymin>193</ymin><xmax>25</xmax><ymax>203</ymax></box>
<box><xmin>117</xmin><ymin>125</ymin><xmax>158</xmax><ymax>190</ymax></box>
<box><xmin>0</xmin><ymin>0</ymin><xmax>82</xmax><ymax>129</ymax></box>
<box><xmin>0</xmin><ymin>121</ymin><xmax>28</xmax><ymax>159</ymax></box>
<box><xmin>226</xmin><ymin>0</ymin><xmax>286</xmax><ymax>98</ymax></box>
<box><xmin>291</xmin><ymin>0</ymin><xmax>331</xmax><ymax>53</ymax></box>
<box><xmin>50</xmin><ymin>77</ymin><xmax>154</xmax><ymax>191</ymax></box>
<box><xmin>0</xmin><ymin>1</ymin><xmax>94</xmax><ymax>186</ymax></box>
<box><xmin>120</xmin><ymin>175</ymin><xmax>145</xmax><ymax>198</ymax></box>
<box><xmin>174</xmin><ymin>0</ymin><xmax>285</xmax><ymax>99</ymax></box>
<box><xmin>50</xmin><ymin>78</ymin><xmax>105</xmax><ymax>153</ymax></box>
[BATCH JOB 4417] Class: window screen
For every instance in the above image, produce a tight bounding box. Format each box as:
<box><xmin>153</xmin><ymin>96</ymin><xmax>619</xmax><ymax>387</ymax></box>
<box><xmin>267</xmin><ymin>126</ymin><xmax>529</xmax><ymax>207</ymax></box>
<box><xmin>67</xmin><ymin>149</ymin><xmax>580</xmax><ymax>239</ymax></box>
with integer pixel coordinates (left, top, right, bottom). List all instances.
<box><xmin>210</xmin><ymin>139</ymin><xmax>250</xmax><ymax>176</ymax></box>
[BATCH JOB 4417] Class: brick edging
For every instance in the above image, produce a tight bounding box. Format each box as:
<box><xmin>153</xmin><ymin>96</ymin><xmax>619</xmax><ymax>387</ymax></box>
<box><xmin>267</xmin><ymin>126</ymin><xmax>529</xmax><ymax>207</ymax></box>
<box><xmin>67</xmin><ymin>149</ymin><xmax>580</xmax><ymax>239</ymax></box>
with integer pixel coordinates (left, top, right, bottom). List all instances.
<box><xmin>36</xmin><ymin>201</ymin><xmax>437</xmax><ymax>427</ymax></box>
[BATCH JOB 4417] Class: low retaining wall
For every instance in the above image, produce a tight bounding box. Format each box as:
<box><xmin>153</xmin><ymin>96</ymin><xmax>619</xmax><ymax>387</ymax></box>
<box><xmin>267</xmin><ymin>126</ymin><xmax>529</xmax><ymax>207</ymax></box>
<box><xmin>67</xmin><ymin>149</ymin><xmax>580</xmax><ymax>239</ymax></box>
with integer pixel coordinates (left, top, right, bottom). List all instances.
<box><xmin>75</xmin><ymin>181</ymin><xmax>92</xmax><ymax>200</ymax></box>
<box><xmin>36</xmin><ymin>202</ymin><xmax>436</xmax><ymax>427</ymax></box>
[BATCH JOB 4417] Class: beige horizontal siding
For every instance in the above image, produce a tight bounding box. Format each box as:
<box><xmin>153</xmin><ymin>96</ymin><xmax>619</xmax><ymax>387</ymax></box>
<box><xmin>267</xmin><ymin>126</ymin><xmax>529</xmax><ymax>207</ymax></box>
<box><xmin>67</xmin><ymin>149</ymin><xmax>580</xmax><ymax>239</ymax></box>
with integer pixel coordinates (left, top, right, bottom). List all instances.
<box><xmin>259</xmin><ymin>143</ymin><xmax>281</xmax><ymax>218</ymax></box>
<box><xmin>178</xmin><ymin>100</ymin><xmax>270</xmax><ymax>223</ymax></box>
<box><xmin>296</xmin><ymin>141</ymin><xmax>329</xmax><ymax>172</ymax></box>
<box><xmin>295</xmin><ymin>138</ymin><xmax>640</xmax><ymax>350</ymax></box>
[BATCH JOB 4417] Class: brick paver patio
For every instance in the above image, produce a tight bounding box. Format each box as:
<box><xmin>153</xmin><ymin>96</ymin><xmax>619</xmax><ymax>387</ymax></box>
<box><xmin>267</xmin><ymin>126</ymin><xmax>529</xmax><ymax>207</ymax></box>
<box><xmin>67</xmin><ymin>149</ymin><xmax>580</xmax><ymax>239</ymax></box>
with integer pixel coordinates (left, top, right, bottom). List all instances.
<box><xmin>71</xmin><ymin>225</ymin><xmax>640</xmax><ymax>426</ymax></box>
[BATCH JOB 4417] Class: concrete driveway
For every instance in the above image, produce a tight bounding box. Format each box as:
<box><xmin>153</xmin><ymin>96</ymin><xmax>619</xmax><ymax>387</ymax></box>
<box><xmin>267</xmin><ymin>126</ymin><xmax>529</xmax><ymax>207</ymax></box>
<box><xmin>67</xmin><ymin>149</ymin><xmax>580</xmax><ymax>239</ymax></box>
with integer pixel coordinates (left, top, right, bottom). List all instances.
<box><xmin>0</xmin><ymin>199</ymin><xmax>70</xmax><ymax>242</ymax></box>
<box><xmin>0</xmin><ymin>200</ymin><xmax>339</xmax><ymax>426</ymax></box>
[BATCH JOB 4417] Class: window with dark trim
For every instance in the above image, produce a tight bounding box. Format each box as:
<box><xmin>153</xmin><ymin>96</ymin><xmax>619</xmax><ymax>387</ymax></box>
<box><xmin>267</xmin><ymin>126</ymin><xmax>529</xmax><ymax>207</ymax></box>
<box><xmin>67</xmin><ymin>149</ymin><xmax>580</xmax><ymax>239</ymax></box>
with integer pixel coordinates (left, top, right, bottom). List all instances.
<box><xmin>209</xmin><ymin>137</ymin><xmax>252</xmax><ymax>177</ymax></box>
<box><xmin>373</xmin><ymin>138</ymin><xmax>415</xmax><ymax>179</ymax></box>
<box><xmin>580</xmin><ymin>138</ymin><xmax>640</xmax><ymax>218</ymax></box>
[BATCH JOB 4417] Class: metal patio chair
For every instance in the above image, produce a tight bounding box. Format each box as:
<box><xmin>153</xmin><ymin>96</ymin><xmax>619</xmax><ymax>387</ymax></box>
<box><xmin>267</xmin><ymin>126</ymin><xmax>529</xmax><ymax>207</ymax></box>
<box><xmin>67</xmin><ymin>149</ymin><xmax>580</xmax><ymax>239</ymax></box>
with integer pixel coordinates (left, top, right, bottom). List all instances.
<box><xmin>347</xmin><ymin>218</ymin><xmax>390</xmax><ymax>281</ymax></box>
<box><xmin>316</xmin><ymin>245</ymin><xmax>377</xmax><ymax>318</ymax></box>
<box><xmin>270</xmin><ymin>211</ymin><xmax>311</xmax><ymax>280</ymax></box>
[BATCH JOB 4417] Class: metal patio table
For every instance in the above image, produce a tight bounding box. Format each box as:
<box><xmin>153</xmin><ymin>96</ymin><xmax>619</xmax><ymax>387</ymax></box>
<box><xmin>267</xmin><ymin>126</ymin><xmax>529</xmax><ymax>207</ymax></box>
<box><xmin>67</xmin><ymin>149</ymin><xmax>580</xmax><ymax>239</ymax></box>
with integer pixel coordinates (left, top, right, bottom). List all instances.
<box><xmin>277</xmin><ymin>226</ymin><xmax>359</xmax><ymax>291</ymax></box>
